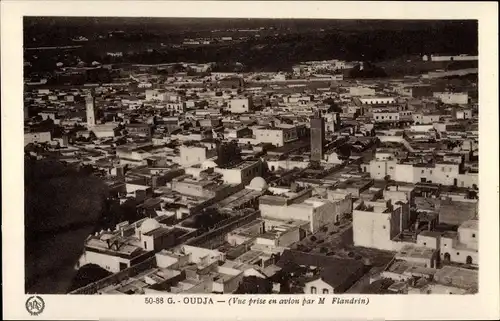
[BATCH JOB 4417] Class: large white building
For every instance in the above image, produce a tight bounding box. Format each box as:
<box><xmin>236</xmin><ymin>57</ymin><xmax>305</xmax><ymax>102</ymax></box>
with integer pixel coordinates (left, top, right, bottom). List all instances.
<box><xmin>259</xmin><ymin>188</ymin><xmax>351</xmax><ymax>233</ymax></box>
<box><xmin>440</xmin><ymin>219</ymin><xmax>478</xmax><ymax>266</ymax></box>
<box><xmin>363</xmin><ymin>159</ymin><xmax>461</xmax><ymax>186</ymax></box>
<box><xmin>78</xmin><ymin>218</ymin><xmax>182</xmax><ymax>273</ymax></box>
<box><xmin>352</xmin><ymin>199</ymin><xmax>406</xmax><ymax>251</ymax></box>
<box><xmin>178</xmin><ymin>143</ymin><xmax>217</xmax><ymax>167</ymax></box>
<box><xmin>229</xmin><ymin>97</ymin><xmax>253</xmax><ymax>114</ymax></box>
<box><xmin>215</xmin><ymin>160</ymin><xmax>263</xmax><ymax>185</ymax></box>
<box><xmin>253</xmin><ymin>124</ymin><xmax>301</xmax><ymax>147</ymax></box>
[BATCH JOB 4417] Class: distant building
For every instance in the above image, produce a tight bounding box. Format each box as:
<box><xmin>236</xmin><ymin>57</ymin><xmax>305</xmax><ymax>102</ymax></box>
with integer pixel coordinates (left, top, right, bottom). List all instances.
<box><xmin>253</xmin><ymin>124</ymin><xmax>302</xmax><ymax>147</ymax></box>
<box><xmin>310</xmin><ymin>110</ymin><xmax>325</xmax><ymax>162</ymax></box>
<box><xmin>24</xmin><ymin>131</ymin><xmax>52</xmax><ymax>146</ymax></box>
<box><xmin>455</xmin><ymin>109</ymin><xmax>473</xmax><ymax>120</ymax></box>
<box><xmin>215</xmin><ymin>159</ymin><xmax>263</xmax><ymax>185</ymax></box>
<box><xmin>92</xmin><ymin>124</ymin><xmax>119</xmax><ymax>138</ymax></box>
<box><xmin>229</xmin><ymin>97</ymin><xmax>253</xmax><ymax>114</ymax></box>
<box><xmin>433</xmin><ymin>92</ymin><xmax>469</xmax><ymax>105</ymax></box>
<box><xmin>179</xmin><ymin>143</ymin><xmax>217</xmax><ymax>167</ymax></box>
<box><xmin>359</xmin><ymin>97</ymin><xmax>396</xmax><ymax>105</ymax></box>
<box><xmin>423</xmin><ymin>54</ymin><xmax>478</xmax><ymax>62</ymax></box>
<box><xmin>349</xmin><ymin>86</ymin><xmax>375</xmax><ymax>96</ymax></box>
<box><xmin>126</xmin><ymin>123</ymin><xmax>153</xmax><ymax>138</ymax></box>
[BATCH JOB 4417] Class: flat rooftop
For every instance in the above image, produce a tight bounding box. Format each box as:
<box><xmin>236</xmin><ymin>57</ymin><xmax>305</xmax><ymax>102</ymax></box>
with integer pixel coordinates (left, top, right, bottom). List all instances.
<box><xmin>434</xmin><ymin>265</ymin><xmax>478</xmax><ymax>290</ymax></box>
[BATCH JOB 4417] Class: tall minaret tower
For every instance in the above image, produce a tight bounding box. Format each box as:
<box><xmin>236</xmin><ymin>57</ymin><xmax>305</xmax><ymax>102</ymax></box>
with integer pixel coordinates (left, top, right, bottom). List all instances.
<box><xmin>86</xmin><ymin>89</ymin><xmax>96</xmax><ymax>128</ymax></box>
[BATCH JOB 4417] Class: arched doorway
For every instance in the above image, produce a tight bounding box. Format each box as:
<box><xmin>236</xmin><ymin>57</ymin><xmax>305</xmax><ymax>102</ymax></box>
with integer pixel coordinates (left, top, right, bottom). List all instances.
<box><xmin>444</xmin><ymin>252</ymin><xmax>451</xmax><ymax>262</ymax></box>
<box><xmin>466</xmin><ymin>256</ymin><xmax>473</xmax><ymax>265</ymax></box>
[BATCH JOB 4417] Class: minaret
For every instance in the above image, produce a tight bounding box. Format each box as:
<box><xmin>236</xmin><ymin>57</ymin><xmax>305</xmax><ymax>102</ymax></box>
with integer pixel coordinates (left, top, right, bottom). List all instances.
<box><xmin>86</xmin><ymin>90</ymin><xmax>96</xmax><ymax>128</ymax></box>
<box><xmin>310</xmin><ymin>109</ymin><xmax>325</xmax><ymax>163</ymax></box>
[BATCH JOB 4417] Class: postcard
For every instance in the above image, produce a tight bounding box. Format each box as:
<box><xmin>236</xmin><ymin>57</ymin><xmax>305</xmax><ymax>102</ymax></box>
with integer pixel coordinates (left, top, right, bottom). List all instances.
<box><xmin>2</xmin><ymin>1</ymin><xmax>499</xmax><ymax>320</ymax></box>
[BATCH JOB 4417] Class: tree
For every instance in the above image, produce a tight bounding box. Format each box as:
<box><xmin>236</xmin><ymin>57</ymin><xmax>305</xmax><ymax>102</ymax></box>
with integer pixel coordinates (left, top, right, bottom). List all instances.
<box><xmin>69</xmin><ymin>264</ymin><xmax>112</xmax><ymax>291</ymax></box>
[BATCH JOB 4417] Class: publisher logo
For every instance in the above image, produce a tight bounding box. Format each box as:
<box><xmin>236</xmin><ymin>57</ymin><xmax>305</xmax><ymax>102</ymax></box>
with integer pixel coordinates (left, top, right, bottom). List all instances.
<box><xmin>26</xmin><ymin>296</ymin><xmax>45</xmax><ymax>316</ymax></box>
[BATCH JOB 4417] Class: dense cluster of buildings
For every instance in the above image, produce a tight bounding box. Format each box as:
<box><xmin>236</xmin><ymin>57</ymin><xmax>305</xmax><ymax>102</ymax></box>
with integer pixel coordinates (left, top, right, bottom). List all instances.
<box><xmin>24</xmin><ymin>54</ymin><xmax>479</xmax><ymax>295</ymax></box>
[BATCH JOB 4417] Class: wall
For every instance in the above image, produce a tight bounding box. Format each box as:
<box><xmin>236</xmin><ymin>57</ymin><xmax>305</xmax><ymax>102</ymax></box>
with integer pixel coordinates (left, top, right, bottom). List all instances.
<box><xmin>432</xmin><ymin>163</ymin><xmax>460</xmax><ymax>186</ymax></box>
<box><xmin>186</xmin><ymin>211</ymin><xmax>260</xmax><ymax>248</ymax></box>
<box><xmin>393</xmin><ymin>163</ymin><xmax>415</xmax><ymax>183</ymax></box>
<box><xmin>24</xmin><ymin>131</ymin><xmax>52</xmax><ymax>146</ymax></box>
<box><xmin>413</xmin><ymin>166</ymin><xmax>435</xmax><ymax>184</ymax></box>
<box><xmin>428</xmin><ymin>55</ymin><xmax>478</xmax><ymax>62</ymax></box>
<box><xmin>260</xmin><ymin>203</ymin><xmax>312</xmax><ymax>229</ymax></box>
<box><xmin>369</xmin><ymin>160</ymin><xmax>389</xmax><ymax>180</ymax></box>
<box><xmin>230</xmin><ymin>98</ymin><xmax>252</xmax><ymax>114</ymax></box>
<box><xmin>457</xmin><ymin>172</ymin><xmax>478</xmax><ymax>188</ymax></box>
<box><xmin>433</xmin><ymin>92</ymin><xmax>468</xmax><ymax>105</ymax></box>
<box><xmin>373</xmin><ymin>112</ymin><xmax>400</xmax><ymax>123</ymax></box>
<box><xmin>417</xmin><ymin>235</ymin><xmax>439</xmax><ymax>250</ymax></box>
<box><xmin>227</xmin><ymin>233</ymin><xmax>253</xmax><ymax>246</ymax></box>
<box><xmin>152</xmin><ymin>231</ymin><xmax>177</xmax><ymax>252</ymax></box>
<box><xmin>254</xmin><ymin>128</ymin><xmax>285</xmax><ymax>147</ymax></box>
<box><xmin>146</xmin><ymin>89</ymin><xmax>168</xmax><ymax>101</ymax></box>
<box><xmin>79</xmin><ymin>250</ymin><xmax>133</xmax><ymax>273</ymax></box>
<box><xmin>304</xmin><ymin>278</ymin><xmax>334</xmax><ymax>294</ymax></box>
<box><xmin>179</xmin><ymin>146</ymin><xmax>209</xmax><ymax>167</ymax></box>
<box><xmin>217</xmin><ymin>161</ymin><xmax>261</xmax><ymax>185</ymax></box>
<box><xmin>349</xmin><ymin>87</ymin><xmax>375</xmax><ymax>96</ymax></box>
<box><xmin>440</xmin><ymin>242</ymin><xmax>478</xmax><ymax>265</ymax></box>
<box><xmin>458</xmin><ymin>225</ymin><xmax>478</xmax><ymax>250</ymax></box>
<box><xmin>310</xmin><ymin>201</ymin><xmax>340</xmax><ymax>232</ymax></box>
<box><xmin>180</xmin><ymin>245</ymin><xmax>225</xmax><ymax>264</ymax></box>
<box><xmin>359</xmin><ymin>97</ymin><xmax>396</xmax><ymax>105</ymax></box>
<box><xmin>353</xmin><ymin>210</ymin><xmax>395</xmax><ymax>251</ymax></box>
<box><xmin>70</xmin><ymin>254</ymin><xmax>157</xmax><ymax>294</ymax></box>
<box><xmin>155</xmin><ymin>253</ymin><xmax>182</xmax><ymax>269</ymax></box>
<box><xmin>277</xmin><ymin>227</ymin><xmax>301</xmax><ymax>247</ymax></box>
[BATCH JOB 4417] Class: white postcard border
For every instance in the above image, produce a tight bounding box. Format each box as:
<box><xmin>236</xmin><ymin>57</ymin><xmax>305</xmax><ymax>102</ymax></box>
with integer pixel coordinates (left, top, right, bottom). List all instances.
<box><xmin>2</xmin><ymin>1</ymin><xmax>499</xmax><ymax>320</ymax></box>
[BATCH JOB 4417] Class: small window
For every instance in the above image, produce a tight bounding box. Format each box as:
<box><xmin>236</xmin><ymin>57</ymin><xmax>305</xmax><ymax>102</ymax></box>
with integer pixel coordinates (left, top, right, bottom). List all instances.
<box><xmin>421</xmin><ymin>170</ymin><xmax>424</xmax><ymax>174</ymax></box>
<box><xmin>423</xmin><ymin>242</ymin><xmax>427</xmax><ymax>246</ymax></box>
<box><xmin>472</xmin><ymin>233</ymin><xmax>476</xmax><ymax>238</ymax></box>
<box><xmin>430</xmin><ymin>170</ymin><xmax>433</xmax><ymax>174</ymax></box>
<box><xmin>323</xmin><ymin>289</ymin><xmax>329</xmax><ymax>294</ymax></box>
<box><xmin>382</xmin><ymin>225</ymin><xmax>386</xmax><ymax>229</ymax></box>
<box><xmin>311</xmin><ymin>286</ymin><xmax>317</xmax><ymax>294</ymax></box>
<box><xmin>144</xmin><ymin>241</ymin><xmax>147</xmax><ymax>249</ymax></box>
<box><xmin>457</xmin><ymin>252</ymin><xmax>460</xmax><ymax>256</ymax></box>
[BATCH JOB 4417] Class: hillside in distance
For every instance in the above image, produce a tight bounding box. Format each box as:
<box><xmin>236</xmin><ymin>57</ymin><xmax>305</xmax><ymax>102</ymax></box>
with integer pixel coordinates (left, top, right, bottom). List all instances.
<box><xmin>24</xmin><ymin>18</ymin><xmax>478</xmax><ymax>73</ymax></box>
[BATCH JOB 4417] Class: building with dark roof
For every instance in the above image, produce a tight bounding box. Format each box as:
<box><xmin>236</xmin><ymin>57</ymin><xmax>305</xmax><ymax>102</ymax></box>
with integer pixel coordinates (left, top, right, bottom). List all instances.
<box><xmin>276</xmin><ymin>250</ymin><xmax>365</xmax><ymax>293</ymax></box>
